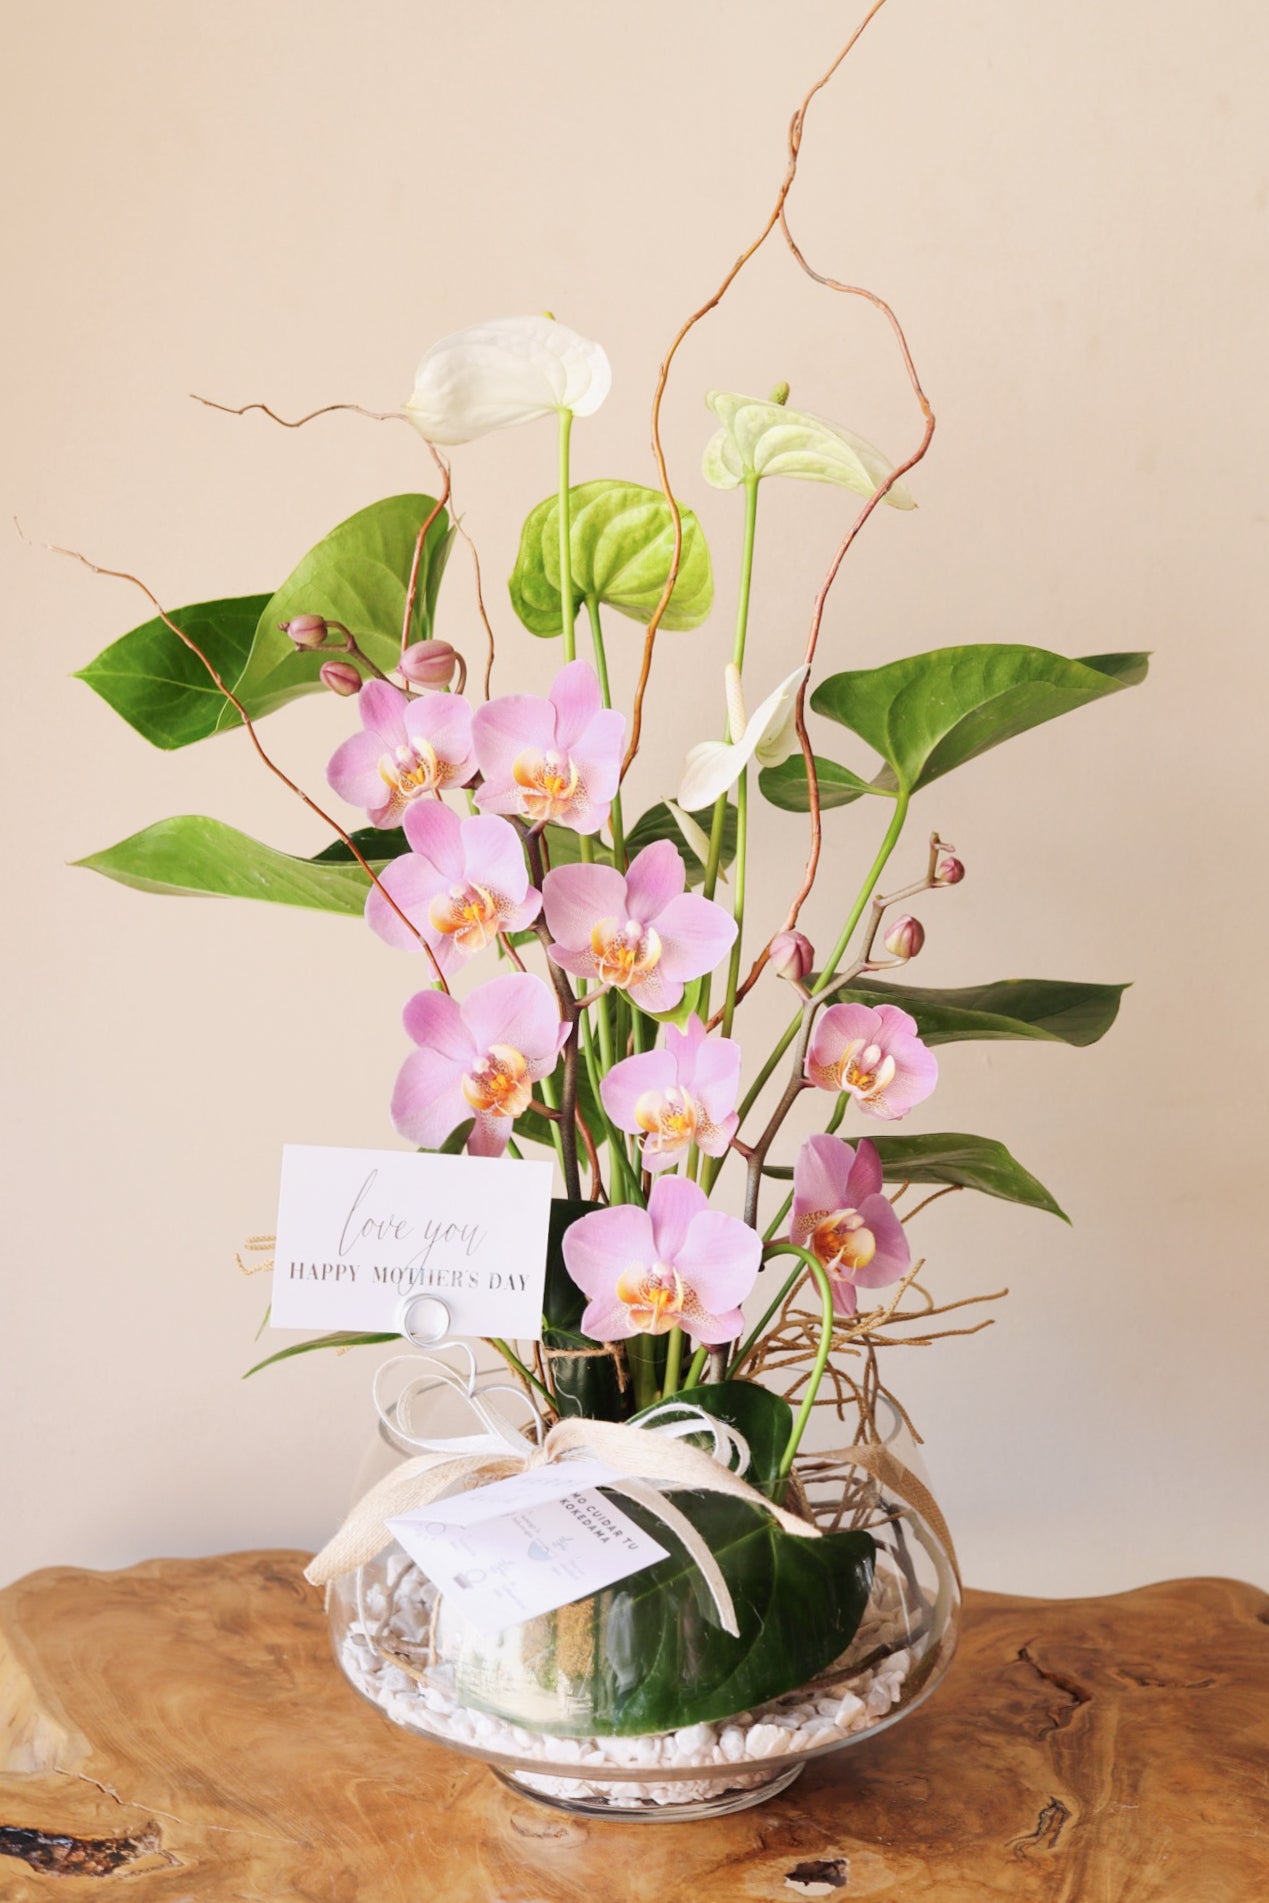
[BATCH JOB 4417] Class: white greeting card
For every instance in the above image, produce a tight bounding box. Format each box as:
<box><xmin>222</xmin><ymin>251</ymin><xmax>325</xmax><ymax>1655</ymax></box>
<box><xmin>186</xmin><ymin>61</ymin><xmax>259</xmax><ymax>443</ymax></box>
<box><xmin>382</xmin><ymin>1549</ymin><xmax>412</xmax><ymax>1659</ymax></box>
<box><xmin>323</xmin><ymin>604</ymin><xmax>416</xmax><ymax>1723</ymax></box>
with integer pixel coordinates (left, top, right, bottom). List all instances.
<box><xmin>270</xmin><ymin>1144</ymin><xmax>554</xmax><ymax>1339</ymax></box>
<box><xmin>387</xmin><ymin>1463</ymin><xmax>670</xmax><ymax>1634</ymax></box>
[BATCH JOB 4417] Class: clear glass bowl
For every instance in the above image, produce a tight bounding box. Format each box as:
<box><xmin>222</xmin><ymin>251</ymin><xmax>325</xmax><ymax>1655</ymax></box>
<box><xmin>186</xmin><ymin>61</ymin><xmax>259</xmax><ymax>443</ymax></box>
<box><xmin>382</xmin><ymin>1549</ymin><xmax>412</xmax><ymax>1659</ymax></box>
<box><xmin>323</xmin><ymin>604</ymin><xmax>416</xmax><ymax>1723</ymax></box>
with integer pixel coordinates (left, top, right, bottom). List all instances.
<box><xmin>326</xmin><ymin>1384</ymin><xmax>959</xmax><ymax>1822</ymax></box>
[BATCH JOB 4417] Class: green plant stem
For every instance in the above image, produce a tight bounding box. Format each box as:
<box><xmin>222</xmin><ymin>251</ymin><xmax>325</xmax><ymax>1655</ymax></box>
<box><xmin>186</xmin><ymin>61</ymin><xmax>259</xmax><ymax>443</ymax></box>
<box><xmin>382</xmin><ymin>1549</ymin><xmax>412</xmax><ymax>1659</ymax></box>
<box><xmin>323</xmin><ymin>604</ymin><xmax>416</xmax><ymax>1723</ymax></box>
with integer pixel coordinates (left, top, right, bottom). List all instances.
<box><xmin>727</xmin><ymin>789</ymin><xmax>911</xmax><ymax>1146</ymax></box>
<box><xmin>586</xmin><ymin>596</ymin><xmax>626</xmax><ymax>868</ymax></box>
<box><xmin>702</xmin><ymin>475</ymin><xmax>759</xmax><ymax>910</ymax></box>
<box><xmin>557</xmin><ymin>409</ymin><xmax>575</xmax><ymax>663</ymax></box>
<box><xmin>721</xmin><ymin>765</ymin><xmax>747</xmax><ymax>1037</ymax></box>
<box><xmin>626</xmin><ymin>1336</ymin><xmax>661</xmax><ymax>1411</ymax></box>
<box><xmin>762</xmin><ymin>1244</ymin><xmax>836</xmax><ymax>1481</ymax></box>
<box><xmin>682</xmin><ymin>1345</ymin><xmax>710</xmax><ymax>1390</ymax></box>
<box><xmin>536</xmin><ymin>1069</ymin><xmax>568</xmax><ymax>1175</ymax></box>
<box><xmin>489</xmin><ymin>1338</ymin><xmax>556</xmax><ymax>1411</ymax></box>
<box><xmin>726</xmin><ymin>1264</ymin><xmax>804</xmax><ymax>1376</ymax></box>
<box><xmin>581</xmin><ymin>1009</ymin><xmax>643</xmax><ymax>1204</ymax></box>
<box><xmin>661</xmin><ymin>1326</ymin><xmax>685</xmax><ymax>1399</ymax></box>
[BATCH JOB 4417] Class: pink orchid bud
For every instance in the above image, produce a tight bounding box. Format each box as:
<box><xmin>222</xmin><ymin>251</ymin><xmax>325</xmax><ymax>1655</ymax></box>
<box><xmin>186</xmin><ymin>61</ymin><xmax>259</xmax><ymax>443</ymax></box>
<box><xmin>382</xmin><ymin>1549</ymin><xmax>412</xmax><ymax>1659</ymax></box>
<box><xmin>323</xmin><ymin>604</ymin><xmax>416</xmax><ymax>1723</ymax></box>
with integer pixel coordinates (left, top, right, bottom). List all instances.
<box><xmin>280</xmin><ymin>613</ymin><xmax>330</xmax><ymax>650</ymax></box>
<box><xmin>769</xmin><ymin>929</ymin><xmax>815</xmax><ymax>983</ymax></box>
<box><xmin>399</xmin><ymin>639</ymin><xmax>460</xmax><ymax>688</ymax></box>
<box><xmin>319</xmin><ymin>660</ymin><xmax>362</xmax><ymax>697</ymax></box>
<box><xmin>936</xmin><ymin>855</ymin><xmax>965</xmax><ymax>885</ymax></box>
<box><xmin>884</xmin><ymin>915</ymin><xmax>925</xmax><ymax>962</ymax></box>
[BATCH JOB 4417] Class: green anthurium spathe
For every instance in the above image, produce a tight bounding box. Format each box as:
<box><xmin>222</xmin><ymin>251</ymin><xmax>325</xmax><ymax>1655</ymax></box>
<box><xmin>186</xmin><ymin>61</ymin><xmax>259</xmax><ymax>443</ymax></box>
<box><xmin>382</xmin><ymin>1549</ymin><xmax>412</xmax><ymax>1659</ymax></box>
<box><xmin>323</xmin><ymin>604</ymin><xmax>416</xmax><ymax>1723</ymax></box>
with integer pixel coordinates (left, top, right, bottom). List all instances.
<box><xmin>813</xmin><ymin>645</ymin><xmax>1149</xmax><ymax>795</ymax></box>
<box><xmin>508</xmin><ymin>479</ymin><xmax>713</xmax><ymax>635</ymax></box>
<box><xmin>701</xmin><ymin>389</ymin><xmax>916</xmax><ymax>506</ymax></box>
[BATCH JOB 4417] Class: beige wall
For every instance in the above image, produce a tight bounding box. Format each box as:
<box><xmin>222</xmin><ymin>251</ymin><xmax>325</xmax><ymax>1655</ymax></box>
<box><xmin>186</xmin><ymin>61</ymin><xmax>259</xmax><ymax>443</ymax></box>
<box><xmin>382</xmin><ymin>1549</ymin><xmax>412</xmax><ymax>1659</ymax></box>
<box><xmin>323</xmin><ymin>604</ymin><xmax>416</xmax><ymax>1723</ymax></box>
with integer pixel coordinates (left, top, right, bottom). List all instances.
<box><xmin>3</xmin><ymin>0</ymin><xmax>1266</xmax><ymax>1594</ymax></box>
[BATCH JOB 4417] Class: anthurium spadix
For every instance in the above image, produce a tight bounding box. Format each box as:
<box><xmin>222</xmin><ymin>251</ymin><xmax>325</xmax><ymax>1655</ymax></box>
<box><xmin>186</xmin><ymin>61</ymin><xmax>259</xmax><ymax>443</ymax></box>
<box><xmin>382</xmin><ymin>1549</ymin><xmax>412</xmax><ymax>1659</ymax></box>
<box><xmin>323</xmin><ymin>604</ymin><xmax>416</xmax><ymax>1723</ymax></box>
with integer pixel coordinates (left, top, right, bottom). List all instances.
<box><xmin>701</xmin><ymin>390</ymin><xmax>916</xmax><ymax>507</ymax></box>
<box><xmin>677</xmin><ymin>665</ymin><xmax>807</xmax><ymax>813</ymax></box>
<box><xmin>404</xmin><ymin>316</ymin><xmax>612</xmax><ymax>445</ymax></box>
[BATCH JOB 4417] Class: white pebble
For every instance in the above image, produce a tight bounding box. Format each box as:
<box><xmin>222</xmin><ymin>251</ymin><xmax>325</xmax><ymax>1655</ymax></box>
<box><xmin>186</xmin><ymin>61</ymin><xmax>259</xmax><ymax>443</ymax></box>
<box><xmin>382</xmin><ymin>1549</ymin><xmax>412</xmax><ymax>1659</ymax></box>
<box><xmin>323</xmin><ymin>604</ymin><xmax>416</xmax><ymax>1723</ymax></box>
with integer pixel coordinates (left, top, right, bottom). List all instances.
<box><xmin>744</xmin><ymin>1724</ymin><xmax>786</xmax><ymax>1759</ymax></box>
<box><xmin>719</xmin><ymin>1726</ymin><xmax>747</xmax><ymax>1762</ymax></box>
<box><xmin>672</xmin><ymin>1723</ymin><xmax>716</xmax><ymax>1756</ymax></box>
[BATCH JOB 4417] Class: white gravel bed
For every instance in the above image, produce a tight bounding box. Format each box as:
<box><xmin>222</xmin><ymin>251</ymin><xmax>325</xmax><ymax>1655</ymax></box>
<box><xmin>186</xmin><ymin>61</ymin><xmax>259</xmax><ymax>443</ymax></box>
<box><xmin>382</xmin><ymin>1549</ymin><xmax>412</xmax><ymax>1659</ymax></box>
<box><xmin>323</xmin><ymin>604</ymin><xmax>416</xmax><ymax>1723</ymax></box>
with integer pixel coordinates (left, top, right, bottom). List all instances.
<box><xmin>340</xmin><ymin>1556</ymin><xmax>918</xmax><ymax>1809</ymax></box>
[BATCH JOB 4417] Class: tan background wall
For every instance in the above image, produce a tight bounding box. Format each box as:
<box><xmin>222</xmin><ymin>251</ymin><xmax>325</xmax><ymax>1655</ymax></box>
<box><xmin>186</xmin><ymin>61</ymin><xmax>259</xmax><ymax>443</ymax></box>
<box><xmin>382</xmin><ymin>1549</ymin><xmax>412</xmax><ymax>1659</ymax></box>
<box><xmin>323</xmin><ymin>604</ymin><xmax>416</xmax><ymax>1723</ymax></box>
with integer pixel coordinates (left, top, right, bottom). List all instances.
<box><xmin>3</xmin><ymin>0</ymin><xmax>1266</xmax><ymax>1593</ymax></box>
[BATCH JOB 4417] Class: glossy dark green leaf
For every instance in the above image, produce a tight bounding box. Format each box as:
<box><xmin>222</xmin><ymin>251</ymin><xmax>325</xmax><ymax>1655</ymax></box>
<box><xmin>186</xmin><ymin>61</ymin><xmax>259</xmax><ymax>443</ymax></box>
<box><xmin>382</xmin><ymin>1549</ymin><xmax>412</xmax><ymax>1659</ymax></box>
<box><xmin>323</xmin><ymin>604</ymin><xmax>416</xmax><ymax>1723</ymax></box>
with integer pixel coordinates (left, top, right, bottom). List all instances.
<box><xmin>756</xmin><ymin>753</ymin><xmax>884</xmax><ymax>813</ymax></box>
<box><xmin>764</xmin><ymin>1130</ymin><xmax>1066</xmax><ymax>1220</ymax></box>
<box><xmin>624</xmin><ymin>800</ymin><xmax>737</xmax><ymax>885</ymax></box>
<box><xmin>452</xmin><ymin>1492</ymin><xmax>874</xmax><ymax>1735</ymax></box>
<box><xmin>634</xmin><ymin>1380</ymin><xmax>792</xmax><ymax>1498</ymax></box>
<box><xmin>232</xmin><ymin>495</ymin><xmax>451</xmax><ymax>722</ymax></box>
<box><xmin>828</xmin><ymin>976</ymin><xmax>1128</xmax><ymax>1048</ymax></box>
<box><xmin>540</xmin><ymin>1200</ymin><xmax>635</xmax><ymax>1423</ymax></box>
<box><xmin>810</xmin><ymin>645</ymin><xmax>1149</xmax><ymax>794</ymax></box>
<box><xmin>74</xmin><ymin>815</ymin><xmax>377</xmax><ymax>913</ymax></box>
<box><xmin>244</xmin><ymin>1331</ymin><xmax>396</xmax><ymax>1377</ymax></box>
<box><xmin>75</xmin><ymin>594</ymin><xmax>272</xmax><ymax>750</ymax></box>
<box><xmin>509</xmin><ymin>480</ymin><xmax>713</xmax><ymax>636</ymax></box>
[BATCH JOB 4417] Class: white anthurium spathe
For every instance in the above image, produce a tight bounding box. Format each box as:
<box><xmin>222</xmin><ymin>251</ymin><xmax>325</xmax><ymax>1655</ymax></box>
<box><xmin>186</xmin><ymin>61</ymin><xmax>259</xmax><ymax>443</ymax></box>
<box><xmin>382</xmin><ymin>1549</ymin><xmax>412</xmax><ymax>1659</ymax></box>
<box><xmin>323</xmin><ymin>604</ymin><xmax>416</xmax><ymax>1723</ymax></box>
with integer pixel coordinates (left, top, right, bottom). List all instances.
<box><xmin>701</xmin><ymin>390</ymin><xmax>916</xmax><ymax>508</ymax></box>
<box><xmin>677</xmin><ymin>664</ymin><xmax>808</xmax><ymax>813</ymax></box>
<box><xmin>404</xmin><ymin>315</ymin><xmax>612</xmax><ymax>446</ymax></box>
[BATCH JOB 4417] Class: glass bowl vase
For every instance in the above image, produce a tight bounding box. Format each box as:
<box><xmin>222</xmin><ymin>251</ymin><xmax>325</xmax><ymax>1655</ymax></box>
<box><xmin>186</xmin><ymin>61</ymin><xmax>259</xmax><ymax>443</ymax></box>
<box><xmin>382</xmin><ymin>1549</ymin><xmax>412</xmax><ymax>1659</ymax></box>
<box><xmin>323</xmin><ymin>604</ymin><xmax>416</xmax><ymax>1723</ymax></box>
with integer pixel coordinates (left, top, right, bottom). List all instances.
<box><xmin>325</xmin><ymin>1386</ymin><xmax>959</xmax><ymax>1822</ymax></box>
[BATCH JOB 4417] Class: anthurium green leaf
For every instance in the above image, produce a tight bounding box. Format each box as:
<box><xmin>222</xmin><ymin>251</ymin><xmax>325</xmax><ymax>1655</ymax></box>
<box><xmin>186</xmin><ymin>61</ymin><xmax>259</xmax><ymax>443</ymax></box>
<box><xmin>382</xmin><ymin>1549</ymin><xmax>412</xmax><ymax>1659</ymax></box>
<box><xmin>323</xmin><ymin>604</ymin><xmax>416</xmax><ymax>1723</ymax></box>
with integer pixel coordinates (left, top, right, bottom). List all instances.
<box><xmin>830</xmin><ymin>976</ymin><xmax>1128</xmax><ymax>1048</ymax></box>
<box><xmin>540</xmin><ymin>1200</ymin><xmax>634</xmax><ymax>1422</ymax></box>
<box><xmin>231</xmin><ymin>495</ymin><xmax>451</xmax><ymax>724</ymax></box>
<box><xmin>763</xmin><ymin>1130</ymin><xmax>1066</xmax><ymax>1220</ymax></box>
<box><xmin>75</xmin><ymin>594</ymin><xmax>273</xmax><ymax>750</ymax></box>
<box><xmin>74</xmin><ymin>815</ymin><xmax>376</xmax><ymax>914</ymax></box>
<box><xmin>624</xmin><ymin>800</ymin><xmax>737</xmax><ymax>885</ymax></box>
<box><xmin>756</xmin><ymin>753</ymin><xmax>885</xmax><ymax>813</ymax></box>
<box><xmin>309</xmin><ymin>824</ymin><xmax>407</xmax><ymax>865</ymax></box>
<box><xmin>702</xmin><ymin>389</ymin><xmax>916</xmax><ymax>507</ymax></box>
<box><xmin>811</xmin><ymin>646</ymin><xmax>1149</xmax><ymax>794</ymax></box>
<box><xmin>450</xmin><ymin>1492</ymin><xmax>874</xmax><ymax>1734</ymax></box>
<box><xmin>633</xmin><ymin>1381</ymin><xmax>792</xmax><ymax>1499</ymax></box>
<box><xmin>244</xmin><ymin>1331</ymin><xmax>397</xmax><ymax>1377</ymax></box>
<box><xmin>508</xmin><ymin>480</ymin><xmax>713</xmax><ymax>636</ymax></box>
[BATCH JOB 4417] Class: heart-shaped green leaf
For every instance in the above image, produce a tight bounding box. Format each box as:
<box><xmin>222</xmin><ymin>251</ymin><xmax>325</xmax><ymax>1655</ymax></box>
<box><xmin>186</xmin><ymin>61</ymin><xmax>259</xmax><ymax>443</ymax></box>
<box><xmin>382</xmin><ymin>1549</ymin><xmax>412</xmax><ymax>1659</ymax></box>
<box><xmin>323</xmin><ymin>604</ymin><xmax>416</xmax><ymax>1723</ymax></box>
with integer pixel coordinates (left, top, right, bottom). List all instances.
<box><xmin>764</xmin><ymin>1130</ymin><xmax>1066</xmax><ymax>1220</ymax></box>
<box><xmin>74</xmin><ymin>815</ymin><xmax>381</xmax><ymax>914</ymax></box>
<box><xmin>75</xmin><ymin>594</ymin><xmax>273</xmax><ymax>750</ymax></box>
<box><xmin>450</xmin><ymin>1490</ymin><xmax>875</xmax><ymax>1735</ymax></box>
<box><xmin>830</xmin><ymin>976</ymin><xmax>1128</xmax><ymax>1048</ymax></box>
<box><xmin>702</xmin><ymin>389</ymin><xmax>915</xmax><ymax>507</ymax></box>
<box><xmin>233</xmin><ymin>495</ymin><xmax>451</xmax><ymax>722</ymax></box>
<box><xmin>508</xmin><ymin>480</ymin><xmax>713</xmax><ymax>635</ymax></box>
<box><xmin>757</xmin><ymin>753</ymin><xmax>885</xmax><ymax>813</ymax></box>
<box><xmin>810</xmin><ymin>645</ymin><xmax>1148</xmax><ymax>795</ymax></box>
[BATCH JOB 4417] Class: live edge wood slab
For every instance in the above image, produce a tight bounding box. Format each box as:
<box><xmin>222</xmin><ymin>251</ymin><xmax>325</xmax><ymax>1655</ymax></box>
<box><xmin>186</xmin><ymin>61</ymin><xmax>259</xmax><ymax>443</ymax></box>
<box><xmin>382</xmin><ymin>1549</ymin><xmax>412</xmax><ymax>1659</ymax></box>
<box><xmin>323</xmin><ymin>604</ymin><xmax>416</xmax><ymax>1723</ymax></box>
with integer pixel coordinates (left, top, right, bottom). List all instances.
<box><xmin>0</xmin><ymin>1556</ymin><xmax>1264</xmax><ymax>1902</ymax></box>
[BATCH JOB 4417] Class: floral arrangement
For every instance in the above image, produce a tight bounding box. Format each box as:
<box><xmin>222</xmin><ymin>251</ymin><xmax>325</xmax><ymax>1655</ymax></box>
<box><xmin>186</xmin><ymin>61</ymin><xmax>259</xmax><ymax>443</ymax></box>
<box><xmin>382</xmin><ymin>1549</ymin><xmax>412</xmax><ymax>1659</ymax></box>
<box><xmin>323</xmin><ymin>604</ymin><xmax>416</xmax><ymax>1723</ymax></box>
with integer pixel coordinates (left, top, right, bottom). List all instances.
<box><xmin>67</xmin><ymin>22</ymin><xmax>1143</xmax><ymax>1811</ymax></box>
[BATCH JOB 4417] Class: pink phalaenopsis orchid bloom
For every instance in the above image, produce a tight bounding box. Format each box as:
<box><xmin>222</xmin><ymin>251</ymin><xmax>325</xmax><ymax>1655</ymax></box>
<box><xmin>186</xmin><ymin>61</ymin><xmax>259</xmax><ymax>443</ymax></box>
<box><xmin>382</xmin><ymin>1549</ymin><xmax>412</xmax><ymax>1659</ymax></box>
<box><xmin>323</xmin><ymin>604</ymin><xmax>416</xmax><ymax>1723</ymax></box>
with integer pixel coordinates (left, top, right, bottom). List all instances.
<box><xmin>805</xmin><ymin>1001</ymin><xmax>937</xmax><ymax>1121</ymax></box>
<box><xmin>791</xmin><ymin>1134</ymin><xmax>911</xmax><ymax>1318</ymax></box>
<box><xmin>365</xmin><ymin>805</ymin><xmax>540</xmax><ymax>975</ymax></box>
<box><xmin>327</xmin><ymin>679</ymin><xmax>475</xmax><ymax>827</ymax></box>
<box><xmin>600</xmin><ymin>1014</ymin><xmax>740</xmax><ymax>1172</ymax></box>
<box><xmin>471</xmin><ymin>660</ymin><xmax>624</xmax><ymax>836</ymax></box>
<box><xmin>563</xmin><ymin>1176</ymin><xmax>760</xmax><ymax>1346</ymax></box>
<box><xmin>391</xmin><ymin>973</ymin><xmax>569</xmax><ymax>1157</ymax></box>
<box><xmin>542</xmin><ymin>840</ymin><xmax>737</xmax><ymax>1013</ymax></box>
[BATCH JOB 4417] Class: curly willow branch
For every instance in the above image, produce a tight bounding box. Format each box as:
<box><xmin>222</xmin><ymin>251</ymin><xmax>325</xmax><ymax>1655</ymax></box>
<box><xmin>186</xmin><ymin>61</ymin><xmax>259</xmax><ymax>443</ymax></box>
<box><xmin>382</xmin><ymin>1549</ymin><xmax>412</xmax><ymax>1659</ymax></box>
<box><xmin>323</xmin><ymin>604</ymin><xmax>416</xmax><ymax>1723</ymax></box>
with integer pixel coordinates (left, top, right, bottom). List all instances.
<box><xmin>620</xmin><ymin>0</ymin><xmax>898</xmax><ymax>783</ymax></box>
<box><xmin>43</xmin><ymin>541</ymin><xmax>450</xmax><ymax>990</ymax></box>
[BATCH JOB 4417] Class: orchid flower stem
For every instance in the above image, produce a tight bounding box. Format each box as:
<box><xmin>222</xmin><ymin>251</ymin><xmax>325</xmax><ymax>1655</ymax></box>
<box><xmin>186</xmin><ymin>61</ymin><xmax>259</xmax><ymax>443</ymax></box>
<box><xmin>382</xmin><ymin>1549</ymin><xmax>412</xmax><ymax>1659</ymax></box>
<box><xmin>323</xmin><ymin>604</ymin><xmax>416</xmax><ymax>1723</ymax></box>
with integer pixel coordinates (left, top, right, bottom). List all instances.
<box><xmin>626</xmin><ymin>1336</ymin><xmax>662</xmax><ymax>1412</ymax></box>
<box><xmin>764</xmin><ymin>1243</ymin><xmax>836</xmax><ymax>1481</ymax></box>
<box><xmin>661</xmin><ymin>1325</ymin><xmax>685</xmax><ymax>1399</ymax></box>
<box><xmin>557</xmin><ymin>408</ymin><xmax>575</xmax><ymax>664</ymax></box>
<box><xmin>535</xmin><ymin>1069</ymin><xmax>568</xmax><ymax>1175</ymax></box>
<box><xmin>730</xmin><ymin>789</ymin><xmax>912</xmax><ymax>1139</ymax></box>
<box><xmin>489</xmin><ymin>1338</ymin><xmax>556</xmax><ymax>1412</ymax></box>
<box><xmin>682</xmin><ymin>1345</ymin><xmax>710</xmax><ymax>1390</ymax></box>
<box><xmin>585</xmin><ymin>596</ymin><xmax>626</xmax><ymax>868</ymax></box>
<box><xmin>580</xmin><ymin>1011</ymin><xmax>643</xmax><ymax>1206</ymax></box>
<box><xmin>727</xmin><ymin>1264</ymin><xmax>804</xmax><ymax>1377</ymax></box>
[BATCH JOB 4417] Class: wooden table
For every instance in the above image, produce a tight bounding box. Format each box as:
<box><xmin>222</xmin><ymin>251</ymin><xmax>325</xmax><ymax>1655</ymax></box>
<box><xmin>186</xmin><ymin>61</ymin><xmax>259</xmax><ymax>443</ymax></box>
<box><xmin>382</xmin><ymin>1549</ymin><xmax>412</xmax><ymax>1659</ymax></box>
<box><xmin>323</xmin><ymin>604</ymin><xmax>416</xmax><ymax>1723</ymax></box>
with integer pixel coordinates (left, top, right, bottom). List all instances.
<box><xmin>0</xmin><ymin>1553</ymin><xmax>1264</xmax><ymax>1900</ymax></box>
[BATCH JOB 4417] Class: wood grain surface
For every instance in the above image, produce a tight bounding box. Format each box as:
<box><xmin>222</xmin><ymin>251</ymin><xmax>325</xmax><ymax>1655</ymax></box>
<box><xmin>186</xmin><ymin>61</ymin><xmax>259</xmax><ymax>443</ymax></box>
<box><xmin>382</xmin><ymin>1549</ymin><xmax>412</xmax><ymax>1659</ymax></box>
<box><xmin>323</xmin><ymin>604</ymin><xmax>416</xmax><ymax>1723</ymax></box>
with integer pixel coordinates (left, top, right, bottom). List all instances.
<box><xmin>0</xmin><ymin>1552</ymin><xmax>1264</xmax><ymax>1901</ymax></box>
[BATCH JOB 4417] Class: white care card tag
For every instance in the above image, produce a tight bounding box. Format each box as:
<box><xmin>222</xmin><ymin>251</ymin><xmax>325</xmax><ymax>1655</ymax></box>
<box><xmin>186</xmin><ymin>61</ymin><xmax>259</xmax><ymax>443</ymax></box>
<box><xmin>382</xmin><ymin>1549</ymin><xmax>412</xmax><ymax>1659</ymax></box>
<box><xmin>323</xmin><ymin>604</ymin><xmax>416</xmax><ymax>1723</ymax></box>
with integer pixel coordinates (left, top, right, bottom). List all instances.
<box><xmin>387</xmin><ymin>1462</ymin><xmax>670</xmax><ymax>1635</ymax></box>
<box><xmin>269</xmin><ymin>1144</ymin><xmax>553</xmax><ymax>1339</ymax></box>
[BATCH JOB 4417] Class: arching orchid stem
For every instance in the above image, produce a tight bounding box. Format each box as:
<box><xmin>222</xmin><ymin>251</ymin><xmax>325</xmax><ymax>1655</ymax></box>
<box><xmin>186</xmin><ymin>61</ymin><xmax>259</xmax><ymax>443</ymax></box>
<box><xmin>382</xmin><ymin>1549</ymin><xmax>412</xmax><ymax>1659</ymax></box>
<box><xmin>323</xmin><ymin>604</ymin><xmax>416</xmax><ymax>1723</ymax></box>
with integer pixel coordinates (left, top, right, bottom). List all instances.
<box><xmin>585</xmin><ymin>597</ymin><xmax>626</xmax><ymax>867</ymax></box>
<box><xmin>660</xmin><ymin>1326</ymin><xmax>685</xmax><ymax>1400</ymax></box>
<box><xmin>557</xmin><ymin>410</ymin><xmax>576</xmax><ymax>664</ymax></box>
<box><xmin>681</xmin><ymin>1344</ymin><xmax>710</xmax><ymax>1391</ymax></box>
<box><xmin>764</xmin><ymin>1243</ymin><xmax>837</xmax><ymax>1482</ymax></box>
<box><xmin>524</xmin><ymin>833</ymin><xmax>582</xmax><ymax>1201</ymax></box>
<box><xmin>44</xmin><ymin>542</ymin><xmax>450</xmax><ymax>990</ymax></box>
<box><xmin>621</xmin><ymin>0</ymin><xmax>896</xmax><ymax>783</ymax></box>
